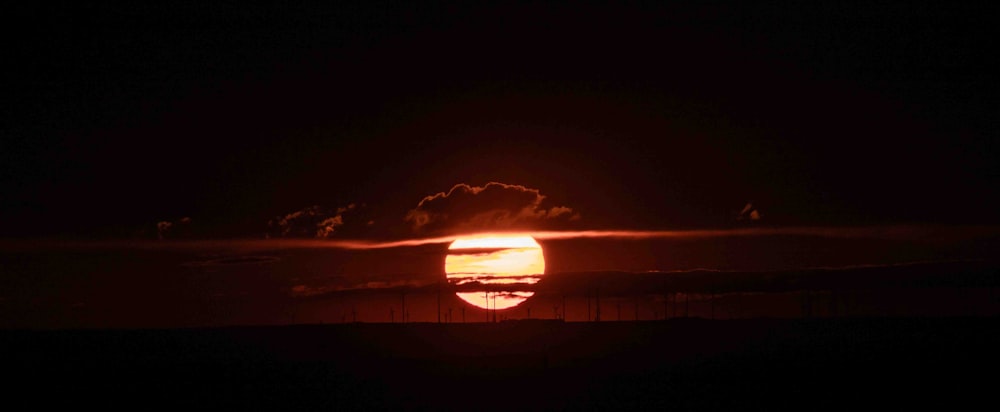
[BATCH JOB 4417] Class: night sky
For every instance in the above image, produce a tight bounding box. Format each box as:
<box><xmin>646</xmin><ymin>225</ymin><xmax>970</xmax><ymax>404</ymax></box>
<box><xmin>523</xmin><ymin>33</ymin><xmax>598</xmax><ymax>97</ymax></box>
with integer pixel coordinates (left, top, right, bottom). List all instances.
<box><xmin>4</xmin><ymin>1</ymin><xmax>997</xmax><ymax>239</ymax></box>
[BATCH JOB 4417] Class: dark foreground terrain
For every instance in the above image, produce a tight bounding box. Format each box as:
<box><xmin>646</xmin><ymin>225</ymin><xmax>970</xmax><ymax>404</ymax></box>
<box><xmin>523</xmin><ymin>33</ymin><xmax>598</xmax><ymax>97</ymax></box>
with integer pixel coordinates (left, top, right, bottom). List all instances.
<box><xmin>3</xmin><ymin>317</ymin><xmax>997</xmax><ymax>410</ymax></box>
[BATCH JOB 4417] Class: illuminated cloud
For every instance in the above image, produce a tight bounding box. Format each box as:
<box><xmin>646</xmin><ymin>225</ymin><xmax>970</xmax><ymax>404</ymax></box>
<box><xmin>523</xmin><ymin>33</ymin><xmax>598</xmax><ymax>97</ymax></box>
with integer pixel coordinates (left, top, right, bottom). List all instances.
<box><xmin>269</xmin><ymin>204</ymin><xmax>361</xmax><ymax>238</ymax></box>
<box><xmin>405</xmin><ymin>182</ymin><xmax>580</xmax><ymax>234</ymax></box>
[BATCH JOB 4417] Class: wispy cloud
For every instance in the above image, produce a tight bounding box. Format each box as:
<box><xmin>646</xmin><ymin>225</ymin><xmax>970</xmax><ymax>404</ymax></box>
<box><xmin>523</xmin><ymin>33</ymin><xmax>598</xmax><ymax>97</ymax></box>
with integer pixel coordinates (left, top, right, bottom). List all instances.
<box><xmin>11</xmin><ymin>225</ymin><xmax>998</xmax><ymax>251</ymax></box>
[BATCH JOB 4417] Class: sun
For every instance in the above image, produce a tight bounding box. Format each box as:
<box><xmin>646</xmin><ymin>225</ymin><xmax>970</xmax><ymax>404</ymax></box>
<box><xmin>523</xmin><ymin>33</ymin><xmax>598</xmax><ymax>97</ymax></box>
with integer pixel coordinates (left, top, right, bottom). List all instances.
<box><xmin>445</xmin><ymin>233</ymin><xmax>545</xmax><ymax>310</ymax></box>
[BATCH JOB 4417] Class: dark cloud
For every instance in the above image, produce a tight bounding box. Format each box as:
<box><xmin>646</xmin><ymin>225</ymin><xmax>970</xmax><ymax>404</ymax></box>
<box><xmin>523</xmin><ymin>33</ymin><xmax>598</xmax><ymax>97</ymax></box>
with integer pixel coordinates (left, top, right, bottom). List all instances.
<box><xmin>156</xmin><ymin>222</ymin><xmax>172</xmax><ymax>239</ymax></box>
<box><xmin>268</xmin><ymin>204</ymin><xmax>367</xmax><ymax>238</ymax></box>
<box><xmin>737</xmin><ymin>202</ymin><xmax>762</xmax><ymax>222</ymax></box>
<box><xmin>156</xmin><ymin>217</ymin><xmax>192</xmax><ymax>240</ymax></box>
<box><xmin>405</xmin><ymin>182</ymin><xmax>580</xmax><ymax>234</ymax></box>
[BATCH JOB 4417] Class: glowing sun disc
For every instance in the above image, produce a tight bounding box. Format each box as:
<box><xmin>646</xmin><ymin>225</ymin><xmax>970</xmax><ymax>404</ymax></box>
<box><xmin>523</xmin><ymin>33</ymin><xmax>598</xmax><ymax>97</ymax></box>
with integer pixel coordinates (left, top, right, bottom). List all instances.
<box><xmin>445</xmin><ymin>234</ymin><xmax>545</xmax><ymax>310</ymax></box>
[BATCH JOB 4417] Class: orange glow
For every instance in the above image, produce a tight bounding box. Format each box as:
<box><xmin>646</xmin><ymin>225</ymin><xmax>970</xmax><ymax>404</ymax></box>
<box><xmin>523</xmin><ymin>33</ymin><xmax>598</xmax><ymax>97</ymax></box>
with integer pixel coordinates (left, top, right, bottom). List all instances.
<box><xmin>455</xmin><ymin>291</ymin><xmax>535</xmax><ymax>310</ymax></box>
<box><xmin>445</xmin><ymin>234</ymin><xmax>545</xmax><ymax>310</ymax></box>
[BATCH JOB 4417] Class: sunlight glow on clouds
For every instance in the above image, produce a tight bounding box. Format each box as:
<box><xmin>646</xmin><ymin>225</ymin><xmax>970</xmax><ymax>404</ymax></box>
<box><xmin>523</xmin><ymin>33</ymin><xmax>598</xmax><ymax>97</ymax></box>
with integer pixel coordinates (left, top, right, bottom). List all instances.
<box><xmin>405</xmin><ymin>182</ymin><xmax>580</xmax><ymax>234</ymax></box>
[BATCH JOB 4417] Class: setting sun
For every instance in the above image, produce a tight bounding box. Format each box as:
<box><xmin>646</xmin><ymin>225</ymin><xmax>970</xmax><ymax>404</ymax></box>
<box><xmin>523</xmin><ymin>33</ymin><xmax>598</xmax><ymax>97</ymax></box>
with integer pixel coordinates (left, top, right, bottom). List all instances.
<box><xmin>445</xmin><ymin>233</ymin><xmax>545</xmax><ymax>310</ymax></box>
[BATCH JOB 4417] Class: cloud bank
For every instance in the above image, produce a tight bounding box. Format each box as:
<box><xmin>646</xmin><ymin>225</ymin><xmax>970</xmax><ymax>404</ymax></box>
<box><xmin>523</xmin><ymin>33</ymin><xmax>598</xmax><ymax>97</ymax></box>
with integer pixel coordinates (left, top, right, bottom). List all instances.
<box><xmin>405</xmin><ymin>182</ymin><xmax>580</xmax><ymax>234</ymax></box>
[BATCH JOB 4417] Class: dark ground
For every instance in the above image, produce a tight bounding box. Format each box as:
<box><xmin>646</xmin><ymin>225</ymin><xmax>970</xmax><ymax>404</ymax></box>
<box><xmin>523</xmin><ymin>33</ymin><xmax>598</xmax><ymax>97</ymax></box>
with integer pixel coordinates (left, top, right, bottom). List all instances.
<box><xmin>3</xmin><ymin>317</ymin><xmax>996</xmax><ymax>410</ymax></box>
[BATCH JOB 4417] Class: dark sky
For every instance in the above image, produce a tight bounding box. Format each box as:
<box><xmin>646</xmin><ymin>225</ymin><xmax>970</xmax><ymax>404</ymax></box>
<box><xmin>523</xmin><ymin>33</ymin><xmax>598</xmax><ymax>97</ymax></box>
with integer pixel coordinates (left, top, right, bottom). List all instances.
<box><xmin>4</xmin><ymin>1</ymin><xmax>998</xmax><ymax>238</ymax></box>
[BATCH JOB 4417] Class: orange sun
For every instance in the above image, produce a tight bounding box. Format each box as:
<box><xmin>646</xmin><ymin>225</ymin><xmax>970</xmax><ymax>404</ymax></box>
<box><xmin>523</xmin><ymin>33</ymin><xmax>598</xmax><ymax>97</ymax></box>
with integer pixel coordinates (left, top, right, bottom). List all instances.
<box><xmin>445</xmin><ymin>233</ymin><xmax>545</xmax><ymax>310</ymax></box>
